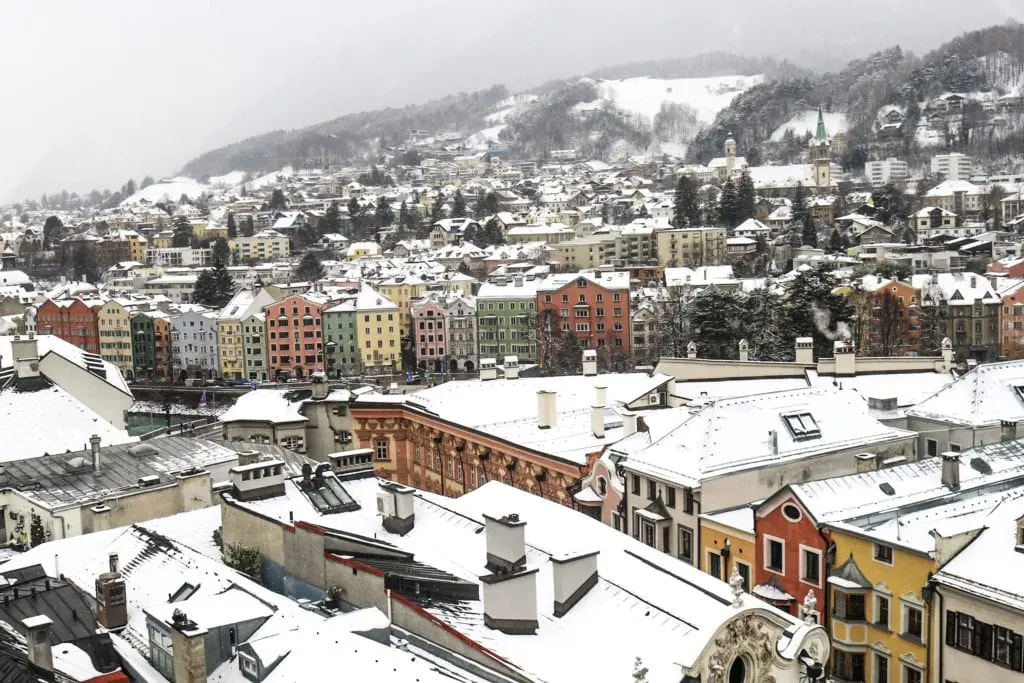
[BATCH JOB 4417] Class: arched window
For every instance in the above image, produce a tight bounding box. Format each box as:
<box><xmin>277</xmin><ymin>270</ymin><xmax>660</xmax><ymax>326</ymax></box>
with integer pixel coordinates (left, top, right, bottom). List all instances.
<box><xmin>597</xmin><ymin>477</ymin><xmax>607</xmax><ymax>496</ymax></box>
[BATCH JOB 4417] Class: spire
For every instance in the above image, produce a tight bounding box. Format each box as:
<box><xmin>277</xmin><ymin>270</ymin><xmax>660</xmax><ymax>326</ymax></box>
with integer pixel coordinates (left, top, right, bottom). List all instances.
<box><xmin>814</xmin><ymin>107</ymin><xmax>829</xmax><ymax>143</ymax></box>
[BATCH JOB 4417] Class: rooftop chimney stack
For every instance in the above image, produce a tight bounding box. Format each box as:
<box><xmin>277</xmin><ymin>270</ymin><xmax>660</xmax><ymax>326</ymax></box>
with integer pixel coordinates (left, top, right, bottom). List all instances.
<box><xmin>768</xmin><ymin>430</ymin><xmax>779</xmax><ymax>456</ymax></box>
<box><xmin>378</xmin><ymin>481</ymin><xmax>416</xmax><ymax>535</ymax></box>
<box><xmin>22</xmin><ymin>616</ymin><xmax>53</xmax><ymax>673</ymax></box>
<box><xmin>738</xmin><ymin>339</ymin><xmax>749</xmax><ymax>362</ymax></box>
<box><xmin>795</xmin><ymin>337</ymin><xmax>814</xmax><ymax>365</ymax></box>
<box><xmin>236</xmin><ymin>450</ymin><xmax>261</xmax><ymax>467</ymax></box>
<box><xmin>481</xmin><ymin>513</ymin><xmax>538</xmax><ymax>634</ymax></box>
<box><xmin>941</xmin><ymin>338</ymin><xmax>954</xmax><ymax>371</ymax></box>
<box><xmin>582</xmin><ymin>349</ymin><xmax>597</xmax><ymax>377</ymax></box>
<box><xmin>479</xmin><ymin>358</ymin><xmax>497</xmax><ymax>381</ymax></box>
<box><xmin>834</xmin><ymin>339</ymin><xmax>856</xmax><ymax>376</ymax></box>
<box><xmin>537</xmin><ymin>390</ymin><xmax>556</xmax><ymax>429</ymax></box>
<box><xmin>90</xmin><ymin>435</ymin><xmax>102</xmax><ymax>474</ymax></box>
<box><xmin>941</xmin><ymin>451</ymin><xmax>961</xmax><ymax>490</ymax></box>
<box><xmin>11</xmin><ymin>335</ymin><xmax>40</xmax><ymax>380</ymax></box>
<box><xmin>551</xmin><ymin>550</ymin><xmax>599</xmax><ymax>617</ymax></box>
<box><xmin>95</xmin><ymin>556</ymin><xmax>127</xmax><ymax>631</ymax></box>
<box><xmin>686</xmin><ymin>341</ymin><xmax>697</xmax><ymax>359</ymax></box>
<box><xmin>1002</xmin><ymin>420</ymin><xmax>1018</xmax><ymax>443</ymax></box>
<box><xmin>622</xmin><ymin>411</ymin><xmax>638</xmax><ymax>437</ymax></box>
<box><xmin>504</xmin><ymin>355</ymin><xmax>520</xmax><ymax>380</ymax></box>
<box><xmin>310</xmin><ymin>371</ymin><xmax>329</xmax><ymax>400</ymax></box>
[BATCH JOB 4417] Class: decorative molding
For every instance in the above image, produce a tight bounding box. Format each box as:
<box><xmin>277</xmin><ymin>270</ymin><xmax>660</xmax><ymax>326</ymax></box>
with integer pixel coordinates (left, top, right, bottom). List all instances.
<box><xmin>873</xmin><ymin>581</ymin><xmax>892</xmax><ymax>595</ymax></box>
<box><xmin>705</xmin><ymin>615</ymin><xmax>778</xmax><ymax>683</ymax></box>
<box><xmin>900</xmin><ymin>590</ymin><xmax>924</xmax><ymax>607</ymax></box>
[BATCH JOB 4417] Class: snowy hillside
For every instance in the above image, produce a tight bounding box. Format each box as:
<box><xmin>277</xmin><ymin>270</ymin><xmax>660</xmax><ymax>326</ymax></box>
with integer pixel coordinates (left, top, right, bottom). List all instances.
<box><xmin>592</xmin><ymin>75</ymin><xmax>764</xmax><ymax>124</ymax></box>
<box><xmin>770</xmin><ymin>110</ymin><xmax>849</xmax><ymax>142</ymax></box>
<box><xmin>120</xmin><ymin>177</ymin><xmax>208</xmax><ymax>206</ymax></box>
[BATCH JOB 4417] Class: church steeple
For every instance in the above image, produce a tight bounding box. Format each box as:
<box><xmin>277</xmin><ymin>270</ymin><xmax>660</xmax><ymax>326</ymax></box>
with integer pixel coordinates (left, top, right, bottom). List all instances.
<box><xmin>814</xmin><ymin>107</ymin><xmax>829</xmax><ymax>144</ymax></box>
<box><xmin>810</xmin><ymin>107</ymin><xmax>832</xmax><ymax>189</ymax></box>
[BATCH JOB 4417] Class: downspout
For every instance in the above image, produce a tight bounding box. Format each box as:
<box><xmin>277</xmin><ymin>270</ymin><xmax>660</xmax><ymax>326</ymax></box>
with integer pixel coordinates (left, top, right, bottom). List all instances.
<box><xmin>933</xmin><ymin>582</ymin><xmax>944</xmax><ymax>683</ymax></box>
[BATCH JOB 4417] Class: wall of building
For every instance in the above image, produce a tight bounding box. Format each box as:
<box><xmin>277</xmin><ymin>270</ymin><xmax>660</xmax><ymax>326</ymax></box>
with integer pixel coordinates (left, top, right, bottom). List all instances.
<box><xmin>700</xmin><ymin>519</ymin><xmax>755</xmax><ymax>589</ymax></box>
<box><xmin>39</xmin><ymin>351</ymin><xmax>134</xmax><ymax>428</ymax></box>
<box><xmin>936</xmin><ymin>586</ymin><xmax>1024</xmax><ymax>683</ymax></box>
<box><xmin>754</xmin><ymin>494</ymin><xmax>827</xmax><ymax>619</ymax></box>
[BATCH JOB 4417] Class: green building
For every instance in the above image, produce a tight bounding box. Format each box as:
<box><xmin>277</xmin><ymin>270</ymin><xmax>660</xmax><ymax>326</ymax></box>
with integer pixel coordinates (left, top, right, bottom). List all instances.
<box><xmin>130</xmin><ymin>313</ymin><xmax>157</xmax><ymax>381</ymax></box>
<box><xmin>323</xmin><ymin>299</ymin><xmax>361</xmax><ymax>377</ymax></box>
<box><xmin>241</xmin><ymin>312</ymin><xmax>269</xmax><ymax>381</ymax></box>
<box><xmin>476</xmin><ymin>276</ymin><xmax>538</xmax><ymax>363</ymax></box>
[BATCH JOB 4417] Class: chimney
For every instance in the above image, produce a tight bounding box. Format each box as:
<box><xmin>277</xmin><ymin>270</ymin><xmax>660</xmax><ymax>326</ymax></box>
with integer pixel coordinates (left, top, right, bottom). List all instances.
<box><xmin>941</xmin><ymin>451</ymin><xmax>961</xmax><ymax>490</ymax></box>
<box><xmin>686</xmin><ymin>341</ymin><xmax>697</xmax><ymax>359</ymax></box>
<box><xmin>591</xmin><ymin>405</ymin><xmax>605</xmax><ymax>439</ymax></box>
<box><xmin>378</xmin><ymin>481</ymin><xmax>415</xmax><ymax>535</ymax></box>
<box><xmin>795</xmin><ymin>337</ymin><xmax>814</xmax><ymax>365</ymax></box>
<box><xmin>95</xmin><ymin>557</ymin><xmax>127</xmax><ymax>630</ymax></box>
<box><xmin>21</xmin><ymin>616</ymin><xmax>53</xmax><ymax>673</ymax></box>
<box><xmin>941</xmin><ymin>337</ymin><xmax>954</xmax><ymax>370</ymax></box>
<box><xmin>738</xmin><ymin>339</ymin><xmax>749</xmax><ymax>362</ymax></box>
<box><xmin>514</xmin><ymin>276</ymin><xmax>524</xmax><ymax>287</ymax></box>
<box><xmin>551</xmin><ymin>550</ymin><xmax>599</xmax><ymax>617</ymax></box>
<box><xmin>582</xmin><ymin>349</ymin><xmax>597</xmax><ymax>376</ymax></box>
<box><xmin>236</xmin><ymin>450</ymin><xmax>260</xmax><ymax>467</ymax></box>
<box><xmin>109</xmin><ymin>552</ymin><xmax>119</xmax><ymax>574</ymax></box>
<box><xmin>11</xmin><ymin>336</ymin><xmax>40</xmax><ymax>379</ymax></box>
<box><xmin>594</xmin><ymin>385</ymin><xmax>607</xmax><ymax>408</ymax></box>
<box><xmin>90</xmin><ymin>435</ymin><xmax>102</xmax><ymax>474</ymax></box>
<box><xmin>229</xmin><ymin>459</ymin><xmax>286</xmax><ymax>501</ymax></box>
<box><xmin>1002</xmin><ymin>420</ymin><xmax>1018</xmax><ymax>443</ymax></box>
<box><xmin>537</xmin><ymin>390</ymin><xmax>556</xmax><ymax>429</ymax></box>
<box><xmin>310</xmin><ymin>371</ymin><xmax>329</xmax><ymax>400</ymax></box>
<box><xmin>970</xmin><ymin>276</ymin><xmax>977</xmax><ymax>288</ymax></box>
<box><xmin>169</xmin><ymin>611</ymin><xmax>208</xmax><ymax>683</ymax></box>
<box><xmin>855</xmin><ymin>452</ymin><xmax>878</xmax><ymax>473</ymax></box>
<box><xmin>768</xmin><ymin>430</ymin><xmax>778</xmax><ymax>456</ymax></box>
<box><xmin>481</xmin><ymin>513</ymin><xmax>538</xmax><ymax>634</ymax></box>
<box><xmin>622</xmin><ymin>411</ymin><xmax>638</xmax><ymax>437</ymax></box>
<box><xmin>833</xmin><ymin>339</ymin><xmax>856</xmax><ymax>376</ymax></box>
<box><xmin>479</xmin><ymin>358</ymin><xmax>497</xmax><ymax>381</ymax></box>
<box><xmin>504</xmin><ymin>355</ymin><xmax>520</xmax><ymax>380</ymax></box>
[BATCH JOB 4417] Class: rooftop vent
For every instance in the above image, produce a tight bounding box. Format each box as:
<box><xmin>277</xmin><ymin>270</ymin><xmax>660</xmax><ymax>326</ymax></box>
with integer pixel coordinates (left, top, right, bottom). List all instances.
<box><xmin>969</xmin><ymin>457</ymin><xmax>993</xmax><ymax>475</ymax></box>
<box><xmin>128</xmin><ymin>444</ymin><xmax>160</xmax><ymax>458</ymax></box>
<box><xmin>879</xmin><ymin>482</ymin><xmax>896</xmax><ymax>496</ymax></box>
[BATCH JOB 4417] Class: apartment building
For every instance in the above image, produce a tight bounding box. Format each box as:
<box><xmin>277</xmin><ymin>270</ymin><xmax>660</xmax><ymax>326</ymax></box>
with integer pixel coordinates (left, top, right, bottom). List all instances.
<box><xmin>264</xmin><ymin>293</ymin><xmax>330</xmax><ymax>380</ymax></box>
<box><xmin>864</xmin><ymin>158</ymin><xmax>909</xmax><ymax>187</ymax></box>
<box><xmin>217</xmin><ymin>288</ymin><xmax>276</xmax><ymax>380</ymax></box>
<box><xmin>476</xmin><ymin>275</ymin><xmax>540</xmax><ymax>363</ymax></box>
<box><xmin>230</xmin><ymin>229</ymin><xmax>290</xmax><ymax>263</ymax></box>
<box><xmin>94</xmin><ymin>299</ymin><xmax>134</xmax><ymax>378</ymax></box>
<box><xmin>536</xmin><ymin>270</ymin><xmax>631</xmax><ymax>366</ymax></box>
<box><xmin>931</xmin><ymin>152</ymin><xmax>973</xmax><ymax>181</ymax></box>
<box><xmin>655</xmin><ymin>227</ymin><xmax>727</xmax><ymax>267</ymax></box>
<box><xmin>353</xmin><ymin>286</ymin><xmax>401</xmax><ymax>372</ymax></box>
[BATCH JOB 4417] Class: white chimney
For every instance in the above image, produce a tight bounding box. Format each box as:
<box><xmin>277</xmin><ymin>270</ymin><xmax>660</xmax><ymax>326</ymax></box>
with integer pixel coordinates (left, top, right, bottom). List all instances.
<box><xmin>552</xmin><ymin>550</ymin><xmax>599</xmax><ymax>617</ymax></box>
<box><xmin>941</xmin><ymin>337</ymin><xmax>954</xmax><ymax>370</ymax></box>
<box><xmin>22</xmin><ymin>615</ymin><xmax>53</xmax><ymax>672</ymax></box>
<box><xmin>481</xmin><ymin>513</ymin><xmax>538</xmax><ymax>634</ymax></box>
<box><xmin>379</xmin><ymin>481</ymin><xmax>415</xmax><ymax>535</ymax></box>
<box><xmin>11</xmin><ymin>335</ymin><xmax>40</xmax><ymax>379</ymax></box>
<box><xmin>537</xmin><ymin>390</ymin><xmax>556</xmax><ymax>429</ymax></box>
<box><xmin>594</xmin><ymin>385</ymin><xmax>607</xmax><ymax>408</ymax></box>
<box><xmin>622</xmin><ymin>411</ymin><xmax>638</xmax><ymax>437</ymax></box>
<box><xmin>738</xmin><ymin>339</ymin><xmax>749</xmax><ymax>362</ymax></box>
<box><xmin>582</xmin><ymin>349</ymin><xmax>597</xmax><ymax>376</ymax></box>
<box><xmin>479</xmin><ymin>358</ymin><xmax>497</xmax><ymax>381</ymax></box>
<box><xmin>1002</xmin><ymin>420</ymin><xmax>1018</xmax><ymax>443</ymax></box>
<box><xmin>90</xmin><ymin>435</ymin><xmax>102</xmax><ymax>474</ymax></box>
<box><xmin>591</xmin><ymin>405</ymin><xmax>605</xmax><ymax>439</ymax></box>
<box><xmin>942</xmin><ymin>451</ymin><xmax>961</xmax><ymax>490</ymax></box>
<box><xmin>833</xmin><ymin>339</ymin><xmax>856</xmax><ymax>376</ymax></box>
<box><xmin>504</xmin><ymin>355</ymin><xmax>519</xmax><ymax>380</ymax></box>
<box><xmin>686</xmin><ymin>341</ymin><xmax>697</xmax><ymax>359</ymax></box>
<box><xmin>795</xmin><ymin>337</ymin><xmax>814</xmax><ymax>364</ymax></box>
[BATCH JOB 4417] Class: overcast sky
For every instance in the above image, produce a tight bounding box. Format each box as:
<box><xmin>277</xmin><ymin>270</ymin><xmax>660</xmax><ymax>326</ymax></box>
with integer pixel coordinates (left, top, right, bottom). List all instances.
<box><xmin>0</xmin><ymin>0</ymin><xmax>1017</xmax><ymax>203</ymax></box>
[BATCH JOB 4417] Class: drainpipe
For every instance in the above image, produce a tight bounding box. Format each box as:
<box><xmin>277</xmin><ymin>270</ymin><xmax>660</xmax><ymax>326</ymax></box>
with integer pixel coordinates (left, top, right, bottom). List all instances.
<box><xmin>933</xmin><ymin>582</ymin><xmax>944</xmax><ymax>683</ymax></box>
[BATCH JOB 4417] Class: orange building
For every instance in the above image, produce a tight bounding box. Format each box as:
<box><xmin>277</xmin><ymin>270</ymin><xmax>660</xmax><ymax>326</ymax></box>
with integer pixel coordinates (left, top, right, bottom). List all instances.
<box><xmin>1000</xmin><ymin>280</ymin><xmax>1024</xmax><ymax>358</ymax></box>
<box><xmin>535</xmin><ymin>270</ymin><xmax>631</xmax><ymax>368</ymax></box>
<box><xmin>36</xmin><ymin>298</ymin><xmax>100</xmax><ymax>354</ymax></box>
<box><xmin>856</xmin><ymin>279</ymin><xmax>922</xmax><ymax>356</ymax></box>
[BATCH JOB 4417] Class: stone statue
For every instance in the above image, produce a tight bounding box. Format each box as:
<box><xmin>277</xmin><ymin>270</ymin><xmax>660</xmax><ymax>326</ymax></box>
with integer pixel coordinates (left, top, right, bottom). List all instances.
<box><xmin>801</xmin><ymin>589</ymin><xmax>818</xmax><ymax>625</ymax></box>
<box><xmin>729</xmin><ymin>565</ymin><xmax>745</xmax><ymax>607</ymax></box>
<box><xmin>23</xmin><ymin>306</ymin><xmax>36</xmax><ymax>336</ymax></box>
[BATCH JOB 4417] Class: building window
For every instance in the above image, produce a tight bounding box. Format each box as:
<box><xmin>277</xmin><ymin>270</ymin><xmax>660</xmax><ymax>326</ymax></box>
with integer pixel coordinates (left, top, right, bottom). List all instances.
<box><xmin>903</xmin><ymin>605</ymin><xmax>923</xmax><ymax>640</ymax></box>
<box><xmin>707</xmin><ymin>551</ymin><xmax>722</xmax><ymax>580</ymax></box>
<box><xmin>834</xmin><ymin>590</ymin><xmax>866</xmax><ymax>621</ymax></box>
<box><xmin>375</xmin><ymin>439</ymin><xmax>389</xmax><ymax>461</ymax></box>
<box><xmin>735</xmin><ymin>561</ymin><xmax>750</xmax><ymax>592</ymax></box>
<box><xmin>801</xmin><ymin>547</ymin><xmax>821</xmax><ymax>586</ymax></box>
<box><xmin>631</xmin><ymin>475</ymin><xmax>640</xmax><ymax>495</ymax></box>
<box><xmin>873</xmin><ymin>653</ymin><xmax>888</xmax><ymax>683</ymax></box>
<box><xmin>642</xmin><ymin>521</ymin><xmax>655</xmax><ymax>547</ymax></box>
<box><xmin>873</xmin><ymin>543</ymin><xmax>894</xmax><ymax>564</ymax></box>
<box><xmin>647</xmin><ymin>480</ymin><xmax>656</xmax><ymax>499</ymax></box>
<box><xmin>678</xmin><ymin>526</ymin><xmax>693</xmax><ymax>562</ymax></box>
<box><xmin>875</xmin><ymin>594</ymin><xmax>890</xmax><ymax>629</ymax></box>
<box><xmin>666</xmin><ymin>486</ymin><xmax>675</xmax><ymax>508</ymax></box>
<box><xmin>926</xmin><ymin>438</ymin><xmax>937</xmax><ymax>457</ymax></box>
<box><xmin>765</xmin><ymin>537</ymin><xmax>784</xmax><ymax>573</ymax></box>
<box><xmin>832</xmin><ymin>650</ymin><xmax>864</xmax><ymax>682</ymax></box>
<box><xmin>994</xmin><ymin>625</ymin><xmax>1015</xmax><ymax>666</ymax></box>
<box><xmin>901</xmin><ymin>665</ymin><xmax>922</xmax><ymax>683</ymax></box>
<box><xmin>683</xmin><ymin>488</ymin><xmax>694</xmax><ymax>514</ymax></box>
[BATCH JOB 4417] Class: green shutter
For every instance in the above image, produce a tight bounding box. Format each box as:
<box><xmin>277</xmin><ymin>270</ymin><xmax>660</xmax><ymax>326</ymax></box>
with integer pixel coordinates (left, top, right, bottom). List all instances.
<box><xmin>946</xmin><ymin>611</ymin><xmax>957</xmax><ymax>647</ymax></box>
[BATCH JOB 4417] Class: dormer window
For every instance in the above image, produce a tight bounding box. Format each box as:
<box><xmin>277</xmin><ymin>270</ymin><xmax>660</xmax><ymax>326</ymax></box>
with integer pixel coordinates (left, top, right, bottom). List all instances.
<box><xmin>782</xmin><ymin>412</ymin><xmax>820</xmax><ymax>441</ymax></box>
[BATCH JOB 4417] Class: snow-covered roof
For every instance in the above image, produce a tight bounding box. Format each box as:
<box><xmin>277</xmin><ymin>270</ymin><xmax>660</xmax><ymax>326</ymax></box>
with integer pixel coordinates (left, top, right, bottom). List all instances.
<box><xmin>924</xmin><ymin>180</ymin><xmax>984</xmax><ymax>197</ymax></box>
<box><xmin>910</xmin><ymin>272</ymin><xmax>998</xmax><ymax>306</ymax></box>
<box><xmin>536</xmin><ymin>269</ymin><xmax>629</xmax><ymax>292</ymax></box>
<box><xmin>665</xmin><ymin>265</ymin><xmax>736</xmax><ymax>288</ymax></box>
<box><xmin>906</xmin><ymin>359</ymin><xmax>1024</xmax><ymax>426</ymax></box>
<box><xmin>220</xmin><ymin>389</ymin><xmax>309</xmax><ymax>425</ymax></box>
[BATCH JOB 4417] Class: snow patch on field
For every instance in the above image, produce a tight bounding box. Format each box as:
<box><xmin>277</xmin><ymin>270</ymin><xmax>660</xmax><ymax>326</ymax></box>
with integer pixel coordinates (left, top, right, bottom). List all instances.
<box><xmin>466</xmin><ymin>125</ymin><xmax>506</xmax><ymax>149</ymax></box>
<box><xmin>594</xmin><ymin>74</ymin><xmax>764</xmax><ymax>125</ymax></box>
<box><xmin>770</xmin><ymin>110</ymin><xmax>849</xmax><ymax>141</ymax></box>
<box><xmin>120</xmin><ymin>178</ymin><xmax>208</xmax><ymax>205</ymax></box>
<box><xmin>207</xmin><ymin>170</ymin><xmax>248</xmax><ymax>187</ymax></box>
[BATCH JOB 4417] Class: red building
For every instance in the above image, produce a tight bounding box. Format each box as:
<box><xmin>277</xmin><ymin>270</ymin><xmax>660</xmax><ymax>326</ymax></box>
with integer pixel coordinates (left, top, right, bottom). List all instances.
<box><xmin>753</xmin><ymin>486</ymin><xmax>831</xmax><ymax>622</ymax></box>
<box><xmin>264</xmin><ymin>293</ymin><xmax>329</xmax><ymax>380</ymax></box>
<box><xmin>36</xmin><ymin>298</ymin><xmax>100</xmax><ymax>354</ymax></box>
<box><xmin>535</xmin><ymin>270</ymin><xmax>631</xmax><ymax>367</ymax></box>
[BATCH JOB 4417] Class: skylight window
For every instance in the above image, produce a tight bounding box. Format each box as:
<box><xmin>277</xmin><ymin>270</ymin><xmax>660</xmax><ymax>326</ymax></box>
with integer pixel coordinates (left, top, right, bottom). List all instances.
<box><xmin>1014</xmin><ymin>386</ymin><xmax>1024</xmax><ymax>404</ymax></box>
<box><xmin>782</xmin><ymin>412</ymin><xmax>821</xmax><ymax>441</ymax></box>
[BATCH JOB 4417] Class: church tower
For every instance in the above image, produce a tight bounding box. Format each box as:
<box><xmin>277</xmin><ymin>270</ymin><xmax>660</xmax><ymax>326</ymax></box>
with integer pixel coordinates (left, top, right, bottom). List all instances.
<box><xmin>810</xmin><ymin>108</ymin><xmax>831</xmax><ymax>189</ymax></box>
<box><xmin>724</xmin><ymin>134</ymin><xmax>737</xmax><ymax>178</ymax></box>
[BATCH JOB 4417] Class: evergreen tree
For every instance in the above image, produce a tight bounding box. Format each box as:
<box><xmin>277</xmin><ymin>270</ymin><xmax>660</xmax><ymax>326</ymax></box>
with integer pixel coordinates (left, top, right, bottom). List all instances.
<box><xmin>269</xmin><ymin>188</ymin><xmax>288</xmax><ymax>211</ymax></box>
<box><xmin>42</xmin><ymin>215</ymin><xmax>63</xmax><ymax>250</ymax></box>
<box><xmin>688</xmin><ymin>289</ymin><xmax>743</xmax><ymax>359</ymax></box>
<box><xmin>325</xmin><ymin>201</ymin><xmax>343</xmax><ymax>234</ymax></box>
<box><xmin>482</xmin><ymin>217</ymin><xmax>506</xmax><ymax>247</ymax></box>
<box><xmin>195</xmin><ymin>258</ymin><xmax>236</xmax><ymax>309</ymax></box>
<box><xmin>783</xmin><ymin>265</ymin><xmax>855</xmax><ymax>359</ymax></box>
<box><xmin>398</xmin><ymin>201</ymin><xmax>409</xmax><ymax>235</ymax></box>
<box><xmin>296</xmin><ymin>251</ymin><xmax>325</xmax><ymax>282</ymax></box>
<box><xmin>347</xmin><ymin>197</ymin><xmax>364</xmax><ymax>236</ymax></box>
<box><xmin>452</xmin><ymin>190</ymin><xmax>467</xmax><ymax>218</ymax></box>
<box><xmin>402</xmin><ymin>202</ymin><xmax>421</xmax><ymax>235</ymax></box>
<box><xmin>140</xmin><ymin>176</ymin><xmax>155</xmax><ymax>189</ymax></box>
<box><xmin>736</xmin><ymin>169</ymin><xmax>756</xmax><ymax>223</ymax></box>
<box><xmin>172</xmin><ymin>215</ymin><xmax>193</xmax><ymax>247</ymax></box>
<box><xmin>226</xmin><ymin>212</ymin><xmax>237</xmax><ymax>238</ymax></box>
<box><xmin>743</xmin><ymin>288</ymin><xmax>789</xmax><ymax>361</ymax></box>
<box><xmin>718</xmin><ymin>179</ymin><xmax>739</xmax><ymax>229</ymax></box>
<box><xmin>828</xmin><ymin>228</ymin><xmax>843</xmax><ymax>253</ymax></box>
<box><xmin>430</xmin><ymin>194</ymin><xmax>446</xmax><ymax>223</ymax></box>
<box><xmin>801</xmin><ymin>213</ymin><xmax>818</xmax><ymax>248</ymax></box>
<box><xmin>29</xmin><ymin>514</ymin><xmax>45</xmax><ymax>548</ymax></box>
<box><xmin>72</xmin><ymin>244</ymin><xmax>99</xmax><ymax>283</ymax></box>
<box><xmin>374</xmin><ymin>197</ymin><xmax>395</xmax><ymax>227</ymax></box>
<box><xmin>791</xmin><ymin>182</ymin><xmax>807</xmax><ymax>226</ymax></box>
<box><xmin>477</xmin><ymin>191</ymin><xmax>500</xmax><ymax>218</ymax></box>
<box><xmin>673</xmin><ymin>175</ymin><xmax>701</xmax><ymax>227</ymax></box>
<box><xmin>212</xmin><ymin>237</ymin><xmax>230</xmax><ymax>265</ymax></box>
<box><xmin>242</xmin><ymin>215</ymin><xmax>255</xmax><ymax>237</ymax></box>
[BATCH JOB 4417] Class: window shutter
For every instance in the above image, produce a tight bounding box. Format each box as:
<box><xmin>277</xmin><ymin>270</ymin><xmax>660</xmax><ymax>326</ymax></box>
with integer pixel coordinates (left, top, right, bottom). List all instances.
<box><xmin>1013</xmin><ymin>633</ymin><xmax>1023</xmax><ymax>673</ymax></box>
<box><xmin>974</xmin><ymin>621</ymin><xmax>993</xmax><ymax>659</ymax></box>
<box><xmin>946</xmin><ymin>611</ymin><xmax>958</xmax><ymax>647</ymax></box>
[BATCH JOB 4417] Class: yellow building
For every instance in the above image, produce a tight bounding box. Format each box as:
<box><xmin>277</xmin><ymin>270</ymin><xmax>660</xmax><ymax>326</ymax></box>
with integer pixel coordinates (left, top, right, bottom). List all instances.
<box><xmin>656</xmin><ymin>227</ymin><xmax>728</xmax><ymax>267</ymax></box>
<box><xmin>354</xmin><ymin>286</ymin><xmax>401</xmax><ymax>371</ymax></box>
<box><xmin>218</xmin><ymin>288</ymin><xmax>276</xmax><ymax>380</ymax></box>
<box><xmin>95</xmin><ymin>299</ymin><xmax>134</xmax><ymax>378</ymax></box>
<box><xmin>230</xmin><ymin>229</ymin><xmax>290</xmax><ymax>264</ymax></box>
<box><xmin>553</xmin><ymin>235</ymin><xmax>618</xmax><ymax>270</ymax></box>
<box><xmin>377</xmin><ymin>275</ymin><xmax>428</xmax><ymax>335</ymax></box>
<box><xmin>824</xmin><ymin>524</ymin><xmax>931</xmax><ymax>683</ymax></box>
<box><xmin>700</xmin><ymin>506</ymin><xmax>756</xmax><ymax>590</ymax></box>
<box><xmin>152</xmin><ymin>231</ymin><xmax>173</xmax><ymax>249</ymax></box>
<box><xmin>112</xmin><ymin>230</ymin><xmax>148</xmax><ymax>263</ymax></box>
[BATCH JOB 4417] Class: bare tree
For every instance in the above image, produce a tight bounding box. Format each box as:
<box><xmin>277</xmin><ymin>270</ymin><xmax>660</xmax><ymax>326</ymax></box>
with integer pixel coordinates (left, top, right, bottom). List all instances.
<box><xmin>871</xmin><ymin>290</ymin><xmax>904</xmax><ymax>356</ymax></box>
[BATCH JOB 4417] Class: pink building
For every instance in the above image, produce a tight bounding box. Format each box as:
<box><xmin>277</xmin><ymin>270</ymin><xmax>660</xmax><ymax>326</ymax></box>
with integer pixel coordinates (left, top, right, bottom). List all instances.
<box><xmin>265</xmin><ymin>293</ymin><xmax>329</xmax><ymax>380</ymax></box>
<box><xmin>411</xmin><ymin>297</ymin><xmax>448</xmax><ymax>372</ymax></box>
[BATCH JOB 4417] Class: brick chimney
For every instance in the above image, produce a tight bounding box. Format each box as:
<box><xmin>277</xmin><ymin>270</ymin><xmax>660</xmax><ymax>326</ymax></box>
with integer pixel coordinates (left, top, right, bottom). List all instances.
<box><xmin>95</xmin><ymin>552</ymin><xmax>127</xmax><ymax>630</ymax></box>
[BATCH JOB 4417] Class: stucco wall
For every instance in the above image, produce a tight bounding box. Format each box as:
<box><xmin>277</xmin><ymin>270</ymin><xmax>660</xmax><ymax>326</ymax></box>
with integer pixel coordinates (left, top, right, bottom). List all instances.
<box><xmin>40</xmin><ymin>352</ymin><xmax>134</xmax><ymax>428</ymax></box>
<box><xmin>937</xmin><ymin>585</ymin><xmax>1024</xmax><ymax>683</ymax></box>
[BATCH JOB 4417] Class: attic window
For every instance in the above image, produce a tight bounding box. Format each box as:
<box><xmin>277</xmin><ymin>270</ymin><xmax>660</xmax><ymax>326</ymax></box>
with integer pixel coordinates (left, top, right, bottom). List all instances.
<box><xmin>782</xmin><ymin>412</ymin><xmax>820</xmax><ymax>441</ymax></box>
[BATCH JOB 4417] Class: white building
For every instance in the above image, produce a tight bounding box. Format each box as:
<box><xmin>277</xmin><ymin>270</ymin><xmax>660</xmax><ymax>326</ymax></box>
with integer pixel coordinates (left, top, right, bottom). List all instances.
<box><xmin>146</xmin><ymin>247</ymin><xmax>212</xmax><ymax>268</ymax></box>
<box><xmin>170</xmin><ymin>308</ymin><xmax>219</xmax><ymax>379</ymax></box>
<box><xmin>932</xmin><ymin>153</ymin><xmax>973</xmax><ymax>181</ymax></box>
<box><xmin>865</xmin><ymin>158</ymin><xmax>909</xmax><ymax>187</ymax></box>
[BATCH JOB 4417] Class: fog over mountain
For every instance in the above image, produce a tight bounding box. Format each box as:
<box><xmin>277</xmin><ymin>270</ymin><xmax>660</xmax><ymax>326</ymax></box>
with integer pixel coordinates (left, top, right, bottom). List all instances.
<box><xmin>0</xmin><ymin>0</ymin><xmax>1018</xmax><ymax>202</ymax></box>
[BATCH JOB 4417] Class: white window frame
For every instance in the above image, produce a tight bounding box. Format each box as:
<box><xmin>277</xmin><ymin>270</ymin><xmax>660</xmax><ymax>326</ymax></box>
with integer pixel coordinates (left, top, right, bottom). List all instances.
<box><xmin>874</xmin><ymin>593</ymin><xmax>890</xmax><ymax>630</ymax></box>
<box><xmin>901</xmin><ymin>602</ymin><xmax>923</xmax><ymax>640</ymax></box>
<box><xmin>764</xmin><ymin>534</ymin><xmax>785</xmax><ymax>575</ymax></box>
<box><xmin>799</xmin><ymin>544</ymin><xmax>822</xmax><ymax>587</ymax></box>
<box><xmin>734</xmin><ymin>559</ymin><xmax>751</xmax><ymax>593</ymax></box>
<box><xmin>873</xmin><ymin>542</ymin><xmax>894</xmax><ymax>566</ymax></box>
<box><xmin>239</xmin><ymin>652</ymin><xmax>258</xmax><ymax>676</ymax></box>
<box><xmin>900</xmin><ymin>662</ymin><xmax>923</xmax><ymax>683</ymax></box>
<box><xmin>873</xmin><ymin>651</ymin><xmax>889</xmax><ymax>683</ymax></box>
<box><xmin>375</xmin><ymin>438</ymin><xmax>389</xmax><ymax>461</ymax></box>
